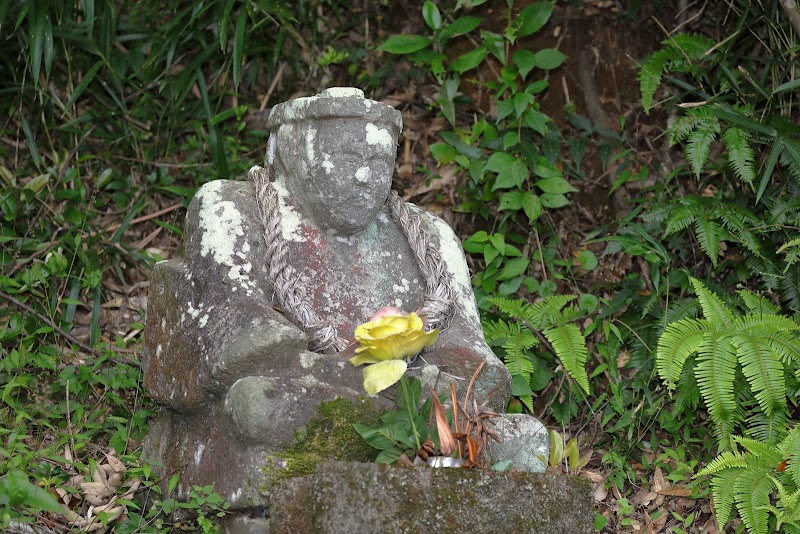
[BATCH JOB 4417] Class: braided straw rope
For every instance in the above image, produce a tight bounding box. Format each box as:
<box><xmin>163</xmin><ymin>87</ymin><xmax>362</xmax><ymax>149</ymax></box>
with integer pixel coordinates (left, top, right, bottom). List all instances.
<box><xmin>248</xmin><ymin>164</ymin><xmax>454</xmax><ymax>354</ymax></box>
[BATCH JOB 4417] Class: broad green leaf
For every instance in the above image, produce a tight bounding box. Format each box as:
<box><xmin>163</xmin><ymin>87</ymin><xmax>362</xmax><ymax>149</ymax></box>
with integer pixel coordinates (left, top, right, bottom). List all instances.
<box><xmin>422</xmin><ymin>0</ymin><xmax>442</xmax><ymax>30</ymax></box>
<box><xmin>499</xmin><ymin>191</ymin><xmax>524</xmax><ymax>211</ymax></box>
<box><xmin>430</xmin><ymin>143</ymin><xmax>458</xmax><ymax>164</ymax></box>
<box><xmin>518</xmin><ymin>2</ymin><xmax>554</xmax><ymax>37</ymax></box>
<box><xmin>499</xmin><ymin>257</ymin><xmax>530</xmax><ymax>280</ymax></box>
<box><xmin>485</xmin><ymin>151</ymin><xmax>515</xmax><ymax>172</ymax></box>
<box><xmin>523</xmin><ymin>191</ymin><xmax>542</xmax><ymax>222</ymax></box>
<box><xmin>489</xmin><ymin>233</ymin><xmax>505</xmax><ymax>253</ymax></box>
<box><xmin>483</xmin><ymin>243</ymin><xmax>500</xmax><ymax>265</ymax></box>
<box><xmin>513</xmin><ymin>91</ymin><xmax>533</xmax><ymax>118</ymax></box>
<box><xmin>577</xmin><ymin>249</ymin><xmax>598</xmax><ymax>271</ymax></box>
<box><xmin>450</xmin><ymin>47</ymin><xmax>487</xmax><ymax>73</ymax></box>
<box><xmin>2</xmin><ymin>471</ymin><xmax>63</xmax><ymax>513</ymax></box>
<box><xmin>522</xmin><ymin>109</ymin><xmax>550</xmax><ymax>135</ymax></box>
<box><xmin>536</xmin><ymin>176</ymin><xmax>578</xmax><ymax>194</ymax></box>
<box><xmin>540</xmin><ymin>193</ymin><xmax>569</xmax><ymax>208</ymax></box>
<box><xmin>363</xmin><ymin>360</ymin><xmax>408</xmax><ymax>396</ymax></box>
<box><xmin>493</xmin><ymin>158</ymin><xmax>529</xmax><ymax>190</ymax></box>
<box><xmin>440</xmin><ymin>16</ymin><xmax>483</xmax><ymax>40</ymax></box>
<box><xmin>513</xmin><ymin>49</ymin><xmax>536</xmax><ymax>80</ymax></box>
<box><xmin>534</xmin><ymin>48</ymin><xmax>567</xmax><ymax>70</ymax></box>
<box><xmin>380</xmin><ymin>34</ymin><xmax>432</xmax><ymax>54</ymax></box>
<box><xmin>533</xmin><ymin>158</ymin><xmax>561</xmax><ymax>179</ymax></box>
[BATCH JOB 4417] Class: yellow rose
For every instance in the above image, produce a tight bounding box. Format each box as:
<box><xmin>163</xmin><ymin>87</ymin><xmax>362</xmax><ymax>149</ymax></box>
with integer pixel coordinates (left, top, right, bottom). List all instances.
<box><xmin>348</xmin><ymin>311</ymin><xmax>440</xmax><ymax>396</ymax></box>
<box><xmin>349</xmin><ymin>312</ymin><xmax>439</xmax><ymax>366</ymax></box>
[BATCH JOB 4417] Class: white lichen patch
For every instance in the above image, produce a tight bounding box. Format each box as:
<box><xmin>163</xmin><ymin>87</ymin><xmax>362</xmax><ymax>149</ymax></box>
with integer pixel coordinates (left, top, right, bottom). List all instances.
<box><xmin>196</xmin><ymin>181</ymin><xmax>257</xmax><ymax>294</ymax></box>
<box><xmin>198</xmin><ymin>314</ymin><xmax>209</xmax><ymax>328</ymax></box>
<box><xmin>194</xmin><ymin>444</ymin><xmax>205</xmax><ymax>465</ymax></box>
<box><xmin>394</xmin><ymin>298</ymin><xmax>403</xmax><ymax>308</ymax></box>
<box><xmin>280</xmin><ymin>95</ymin><xmax>320</xmax><ymax>121</ymax></box>
<box><xmin>365</xmin><ymin>123</ymin><xmax>393</xmax><ymax>148</ymax></box>
<box><xmin>271</xmin><ymin>179</ymin><xmax>305</xmax><ymax>242</ymax></box>
<box><xmin>355</xmin><ymin>166</ymin><xmax>371</xmax><ymax>183</ymax></box>
<box><xmin>229</xmin><ymin>487</ymin><xmax>242</xmax><ymax>503</ymax></box>
<box><xmin>364</xmin><ymin>99</ymin><xmax>373</xmax><ymax>109</ymax></box>
<box><xmin>377</xmin><ymin>212</ymin><xmax>390</xmax><ymax>224</ymax></box>
<box><xmin>305</xmin><ymin>128</ymin><xmax>316</xmax><ymax>162</ymax></box>
<box><xmin>299</xmin><ymin>351</ymin><xmax>323</xmax><ymax>369</ymax></box>
<box><xmin>156</xmin><ymin>345</ymin><xmax>162</xmax><ymax>358</ymax></box>
<box><xmin>425</xmin><ymin>213</ymin><xmax>482</xmax><ymax>320</ymax></box>
<box><xmin>161</xmin><ymin>318</ymin><xmax>166</xmax><ymax>331</ymax></box>
<box><xmin>392</xmin><ymin>278</ymin><xmax>410</xmax><ymax>293</ymax></box>
<box><xmin>323</xmin><ymin>87</ymin><xmax>363</xmax><ymax>98</ymax></box>
<box><xmin>322</xmin><ymin>153</ymin><xmax>334</xmax><ymax>174</ymax></box>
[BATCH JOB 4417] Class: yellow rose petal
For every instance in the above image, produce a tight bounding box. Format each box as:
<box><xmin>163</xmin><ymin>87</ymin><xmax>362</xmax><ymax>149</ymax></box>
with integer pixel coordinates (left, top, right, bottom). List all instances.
<box><xmin>362</xmin><ymin>359</ymin><xmax>408</xmax><ymax>396</ymax></box>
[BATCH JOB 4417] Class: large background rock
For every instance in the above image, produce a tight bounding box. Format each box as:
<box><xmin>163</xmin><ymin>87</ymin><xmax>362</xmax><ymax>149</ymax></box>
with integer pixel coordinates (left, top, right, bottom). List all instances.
<box><xmin>267</xmin><ymin>462</ymin><xmax>593</xmax><ymax>533</ymax></box>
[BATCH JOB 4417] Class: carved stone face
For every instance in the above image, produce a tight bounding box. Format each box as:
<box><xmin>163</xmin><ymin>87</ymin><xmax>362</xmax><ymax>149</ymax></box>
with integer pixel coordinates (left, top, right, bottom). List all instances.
<box><xmin>275</xmin><ymin>118</ymin><xmax>398</xmax><ymax>235</ymax></box>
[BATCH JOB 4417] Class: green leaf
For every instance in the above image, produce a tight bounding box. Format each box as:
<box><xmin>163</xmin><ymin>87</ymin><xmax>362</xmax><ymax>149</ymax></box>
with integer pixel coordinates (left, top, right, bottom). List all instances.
<box><xmin>63</xmin><ymin>61</ymin><xmax>103</xmax><ymax>111</ymax></box>
<box><xmin>534</xmin><ymin>48</ymin><xmax>567</xmax><ymax>70</ymax></box>
<box><xmin>450</xmin><ymin>47</ymin><xmax>487</xmax><ymax>73</ymax></box>
<box><xmin>522</xmin><ymin>192</ymin><xmax>542</xmax><ymax>223</ymax></box>
<box><xmin>1</xmin><ymin>470</ymin><xmax>64</xmax><ymax>513</ymax></box>
<box><xmin>489</xmin><ymin>233</ymin><xmax>505</xmax><ymax>253</ymax></box>
<box><xmin>485</xmin><ymin>151</ymin><xmax>515</xmax><ymax>172</ymax></box>
<box><xmin>513</xmin><ymin>91</ymin><xmax>533</xmax><ymax>117</ymax></box>
<box><xmin>499</xmin><ymin>191</ymin><xmax>524</xmax><ymax>211</ymax></box>
<box><xmin>380</xmin><ymin>34</ymin><xmax>432</xmax><ymax>54</ymax></box>
<box><xmin>232</xmin><ymin>9</ymin><xmax>247</xmax><ymax>91</ymax></box>
<box><xmin>577</xmin><ymin>249</ymin><xmax>598</xmax><ymax>271</ymax></box>
<box><xmin>522</xmin><ymin>109</ymin><xmax>550</xmax><ymax>135</ymax></box>
<box><xmin>513</xmin><ymin>49</ymin><xmax>536</xmax><ymax>79</ymax></box>
<box><xmin>499</xmin><ymin>257</ymin><xmax>530</xmax><ymax>280</ymax></box>
<box><xmin>422</xmin><ymin>0</ymin><xmax>442</xmax><ymax>30</ymax></box>
<box><xmin>536</xmin><ymin>176</ymin><xmax>577</xmax><ymax>194</ymax></box>
<box><xmin>440</xmin><ymin>16</ymin><xmax>483</xmax><ymax>40</ymax></box>
<box><xmin>493</xmin><ymin>158</ymin><xmax>529</xmax><ymax>190</ymax></box>
<box><xmin>773</xmin><ymin>77</ymin><xmax>800</xmax><ymax>95</ymax></box>
<box><xmin>540</xmin><ymin>193</ymin><xmax>569</xmax><ymax>208</ymax></box>
<box><xmin>483</xmin><ymin>243</ymin><xmax>500</xmax><ymax>265</ymax></box>
<box><xmin>518</xmin><ymin>2</ymin><xmax>554</xmax><ymax>38</ymax></box>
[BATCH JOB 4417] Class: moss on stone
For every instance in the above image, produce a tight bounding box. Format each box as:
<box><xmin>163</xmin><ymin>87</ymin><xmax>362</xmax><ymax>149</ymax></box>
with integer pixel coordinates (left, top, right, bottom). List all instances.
<box><xmin>260</xmin><ymin>396</ymin><xmax>382</xmax><ymax>488</ymax></box>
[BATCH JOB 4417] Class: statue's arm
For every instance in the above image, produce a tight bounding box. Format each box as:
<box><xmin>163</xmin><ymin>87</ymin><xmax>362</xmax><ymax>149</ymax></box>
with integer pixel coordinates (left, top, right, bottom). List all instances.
<box><xmin>142</xmin><ymin>180</ymin><xmax>307</xmax><ymax>412</ymax></box>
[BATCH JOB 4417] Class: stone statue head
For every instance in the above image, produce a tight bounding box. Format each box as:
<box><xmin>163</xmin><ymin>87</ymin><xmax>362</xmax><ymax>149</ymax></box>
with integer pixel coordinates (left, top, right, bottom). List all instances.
<box><xmin>267</xmin><ymin>88</ymin><xmax>403</xmax><ymax>235</ymax></box>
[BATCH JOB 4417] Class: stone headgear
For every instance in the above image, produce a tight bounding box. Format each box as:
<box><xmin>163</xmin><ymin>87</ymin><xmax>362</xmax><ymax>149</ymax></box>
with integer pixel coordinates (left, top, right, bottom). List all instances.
<box><xmin>266</xmin><ymin>87</ymin><xmax>403</xmax><ymax>132</ymax></box>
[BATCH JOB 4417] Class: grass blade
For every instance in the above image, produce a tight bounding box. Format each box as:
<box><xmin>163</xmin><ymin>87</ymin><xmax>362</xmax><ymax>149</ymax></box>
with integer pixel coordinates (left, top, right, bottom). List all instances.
<box><xmin>756</xmin><ymin>140</ymin><xmax>782</xmax><ymax>204</ymax></box>
<box><xmin>232</xmin><ymin>8</ymin><xmax>247</xmax><ymax>91</ymax></box>
<box><xmin>63</xmin><ymin>61</ymin><xmax>103</xmax><ymax>112</ymax></box>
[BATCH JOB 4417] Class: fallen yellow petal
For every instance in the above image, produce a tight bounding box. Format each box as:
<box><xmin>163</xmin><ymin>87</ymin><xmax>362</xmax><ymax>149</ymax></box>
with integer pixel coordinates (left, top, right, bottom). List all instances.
<box><xmin>362</xmin><ymin>359</ymin><xmax>408</xmax><ymax>396</ymax></box>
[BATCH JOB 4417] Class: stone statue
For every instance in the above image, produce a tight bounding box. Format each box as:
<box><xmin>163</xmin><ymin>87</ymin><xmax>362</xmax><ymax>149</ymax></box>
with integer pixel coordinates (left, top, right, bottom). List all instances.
<box><xmin>141</xmin><ymin>88</ymin><xmax>540</xmax><ymax>518</ymax></box>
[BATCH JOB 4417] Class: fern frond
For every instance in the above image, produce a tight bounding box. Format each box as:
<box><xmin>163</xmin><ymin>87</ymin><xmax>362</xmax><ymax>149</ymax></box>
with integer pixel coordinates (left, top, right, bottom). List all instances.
<box><xmin>482</xmin><ymin>319</ymin><xmax>536</xmax><ymax>379</ymax></box>
<box><xmin>735</xmin><ymin>436</ymin><xmax>785</xmax><ymax>466</ymax></box>
<box><xmin>639</xmin><ymin>47</ymin><xmax>677</xmax><ymax>113</ymax></box>
<box><xmin>780</xmin><ymin>138</ymin><xmax>800</xmax><ymax>180</ymax></box>
<box><xmin>778</xmin><ymin>426</ymin><xmax>800</xmax><ymax>487</ymax></box>
<box><xmin>737</xmin><ymin>289</ymin><xmax>781</xmax><ymax>316</ymax></box>
<box><xmin>733</xmin><ymin>332</ymin><xmax>786</xmax><ymax>418</ymax></box>
<box><xmin>686</xmin><ymin>112</ymin><xmax>720</xmax><ymax>178</ymax></box>
<box><xmin>656</xmin><ymin>317</ymin><xmax>712</xmax><ymax>388</ymax></box>
<box><xmin>543</xmin><ymin>323</ymin><xmax>589</xmax><ymax>393</ymax></box>
<box><xmin>747</xmin><ymin>410</ymin><xmax>788</xmax><ymax>446</ymax></box>
<box><xmin>723</xmin><ymin>127</ymin><xmax>756</xmax><ymax>185</ymax></box>
<box><xmin>713</xmin><ymin>202</ymin><xmax>762</xmax><ymax>256</ymax></box>
<box><xmin>694</xmin><ymin>215</ymin><xmax>723</xmax><ymax>266</ymax></box>
<box><xmin>695</xmin><ymin>335</ymin><xmax>739</xmax><ymax>443</ymax></box>
<box><xmin>734</xmin><ymin>468</ymin><xmax>778</xmax><ymax>534</ymax></box>
<box><xmin>669</xmin><ymin>112</ymin><xmax>702</xmax><ymax>145</ymax></box>
<box><xmin>704</xmin><ymin>464</ymin><xmax>745</xmax><ymax>528</ymax></box>
<box><xmin>664</xmin><ymin>204</ymin><xmax>697</xmax><ymax>235</ymax></box>
<box><xmin>664</xmin><ymin>33</ymin><xmax>715</xmax><ymax>59</ymax></box>
<box><xmin>691</xmin><ymin>277</ymin><xmax>736</xmax><ymax>329</ymax></box>
<box><xmin>522</xmin><ymin>295</ymin><xmax>577</xmax><ymax>328</ymax></box>
<box><xmin>698</xmin><ymin>447</ymin><xmax>751</xmax><ymax>475</ymax></box>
